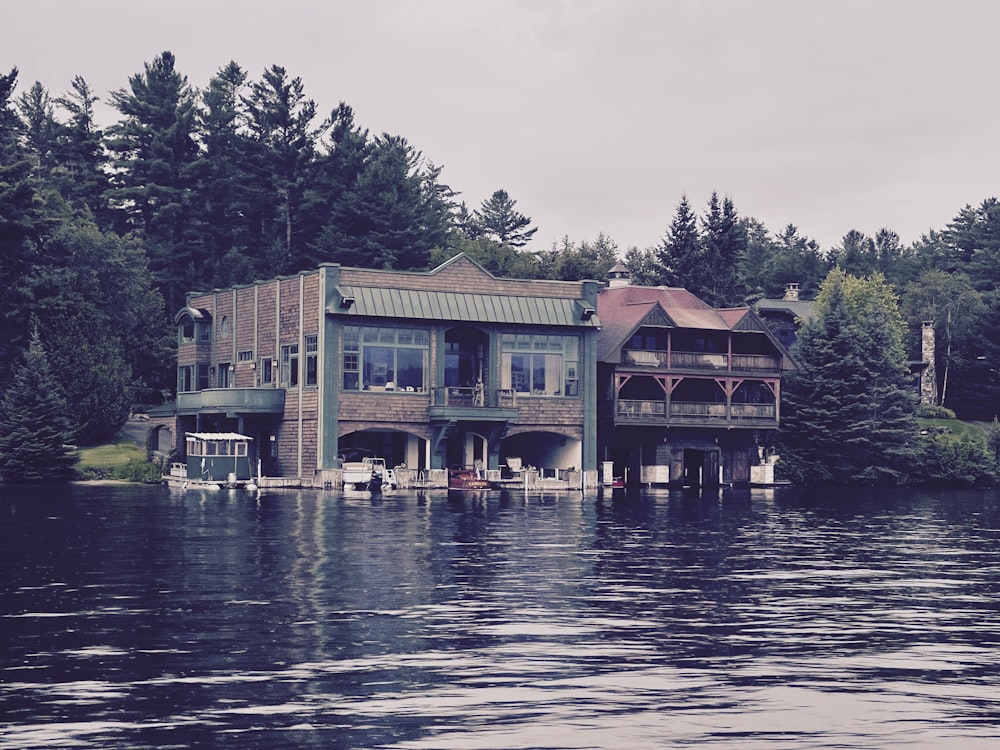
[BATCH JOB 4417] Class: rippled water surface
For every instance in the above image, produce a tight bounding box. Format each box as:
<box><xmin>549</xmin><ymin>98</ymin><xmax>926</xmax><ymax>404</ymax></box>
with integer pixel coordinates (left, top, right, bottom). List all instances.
<box><xmin>3</xmin><ymin>483</ymin><xmax>1000</xmax><ymax>748</ymax></box>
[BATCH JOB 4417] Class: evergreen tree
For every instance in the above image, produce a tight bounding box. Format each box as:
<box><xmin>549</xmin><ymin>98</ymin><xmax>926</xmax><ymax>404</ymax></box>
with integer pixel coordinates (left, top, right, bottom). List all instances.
<box><xmin>323</xmin><ymin>134</ymin><xmax>452</xmax><ymax>270</ymax></box>
<box><xmin>192</xmin><ymin>61</ymin><xmax>256</xmax><ymax>287</ymax></box>
<box><xmin>779</xmin><ymin>269</ymin><xmax>917</xmax><ymax>485</ymax></box>
<box><xmin>541</xmin><ymin>233</ymin><xmax>620</xmax><ymax>281</ymax></box>
<box><xmin>766</xmin><ymin>224</ymin><xmax>829</xmax><ymax>298</ymax></box>
<box><xmin>623</xmin><ymin>245</ymin><xmax>661</xmax><ymax>286</ymax></box>
<box><xmin>0</xmin><ymin>326</ymin><xmax>78</xmax><ymax>481</ymax></box>
<box><xmin>656</xmin><ymin>194</ymin><xmax>701</xmax><ymax>288</ymax></box>
<box><xmin>700</xmin><ymin>192</ymin><xmax>745</xmax><ymax>306</ymax></box>
<box><xmin>242</xmin><ymin>64</ymin><xmax>320</xmax><ymax>274</ymax></box>
<box><xmin>105</xmin><ymin>51</ymin><xmax>200</xmax><ymax>312</ymax></box>
<box><xmin>0</xmin><ymin>68</ymin><xmax>24</xmax><ymax>165</ymax></box>
<box><xmin>0</xmin><ymin>155</ymin><xmax>56</xmax><ymax>387</ymax></box>
<box><xmin>306</xmin><ymin>102</ymin><xmax>369</xmax><ymax>268</ymax></box>
<box><xmin>830</xmin><ymin>229</ymin><xmax>877</xmax><ymax>277</ymax></box>
<box><xmin>472</xmin><ymin>189</ymin><xmax>537</xmax><ymax>247</ymax></box>
<box><xmin>737</xmin><ymin>217</ymin><xmax>775</xmax><ymax>302</ymax></box>
<box><xmin>15</xmin><ymin>81</ymin><xmax>59</xmax><ymax>174</ymax></box>
<box><xmin>52</xmin><ymin>76</ymin><xmax>111</xmax><ymax>223</ymax></box>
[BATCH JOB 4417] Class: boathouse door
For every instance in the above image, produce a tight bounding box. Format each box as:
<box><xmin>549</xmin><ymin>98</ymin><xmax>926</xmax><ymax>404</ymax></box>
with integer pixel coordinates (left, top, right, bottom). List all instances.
<box><xmin>683</xmin><ymin>448</ymin><xmax>720</xmax><ymax>487</ymax></box>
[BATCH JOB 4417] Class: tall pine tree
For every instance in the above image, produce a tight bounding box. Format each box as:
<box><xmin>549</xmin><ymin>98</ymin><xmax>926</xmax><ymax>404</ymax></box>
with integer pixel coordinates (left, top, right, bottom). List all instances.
<box><xmin>656</xmin><ymin>194</ymin><xmax>701</xmax><ymax>289</ymax></box>
<box><xmin>0</xmin><ymin>326</ymin><xmax>79</xmax><ymax>481</ymax></box>
<box><xmin>105</xmin><ymin>51</ymin><xmax>200</xmax><ymax>312</ymax></box>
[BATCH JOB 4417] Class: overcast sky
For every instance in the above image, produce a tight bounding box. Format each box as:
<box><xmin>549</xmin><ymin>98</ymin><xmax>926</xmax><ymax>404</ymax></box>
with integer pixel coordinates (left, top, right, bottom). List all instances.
<box><xmin>6</xmin><ymin>0</ymin><xmax>999</xmax><ymax>253</ymax></box>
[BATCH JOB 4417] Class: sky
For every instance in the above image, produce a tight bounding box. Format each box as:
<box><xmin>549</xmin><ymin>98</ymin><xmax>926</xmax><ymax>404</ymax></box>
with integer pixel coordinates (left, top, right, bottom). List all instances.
<box><xmin>6</xmin><ymin>0</ymin><xmax>1000</xmax><ymax>254</ymax></box>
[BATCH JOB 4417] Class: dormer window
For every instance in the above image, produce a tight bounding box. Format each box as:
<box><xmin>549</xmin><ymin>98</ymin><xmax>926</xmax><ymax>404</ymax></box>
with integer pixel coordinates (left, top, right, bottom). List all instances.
<box><xmin>174</xmin><ymin>307</ymin><xmax>212</xmax><ymax>345</ymax></box>
<box><xmin>180</xmin><ymin>318</ymin><xmax>195</xmax><ymax>343</ymax></box>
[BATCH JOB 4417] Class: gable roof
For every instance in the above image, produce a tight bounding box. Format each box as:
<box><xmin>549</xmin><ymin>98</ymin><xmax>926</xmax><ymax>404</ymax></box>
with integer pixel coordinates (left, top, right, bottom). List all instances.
<box><xmin>596</xmin><ymin>285</ymin><xmax>788</xmax><ymax>363</ymax></box>
<box><xmin>596</xmin><ymin>285</ymin><xmax>734</xmax><ymax>361</ymax></box>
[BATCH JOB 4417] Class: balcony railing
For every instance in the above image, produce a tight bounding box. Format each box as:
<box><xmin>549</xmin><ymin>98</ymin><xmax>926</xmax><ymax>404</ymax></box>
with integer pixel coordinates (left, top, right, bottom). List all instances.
<box><xmin>177</xmin><ymin>387</ymin><xmax>286</xmax><ymax>414</ymax></box>
<box><xmin>617</xmin><ymin>399</ymin><xmax>777</xmax><ymax>424</ymax></box>
<box><xmin>622</xmin><ymin>349</ymin><xmax>781</xmax><ymax>372</ymax></box>
<box><xmin>432</xmin><ymin>386</ymin><xmax>518</xmax><ymax>409</ymax></box>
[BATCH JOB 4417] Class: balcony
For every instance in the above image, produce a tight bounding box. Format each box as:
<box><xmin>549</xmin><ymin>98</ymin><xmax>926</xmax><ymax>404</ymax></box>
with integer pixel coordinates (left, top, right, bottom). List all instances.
<box><xmin>177</xmin><ymin>387</ymin><xmax>286</xmax><ymax>415</ymax></box>
<box><xmin>622</xmin><ymin>349</ymin><xmax>781</xmax><ymax>372</ymax></box>
<box><xmin>616</xmin><ymin>399</ymin><xmax>778</xmax><ymax>427</ymax></box>
<box><xmin>429</xmin><ymin>386</ymin><xmax>519</xmax><ymax>422</ymax></box>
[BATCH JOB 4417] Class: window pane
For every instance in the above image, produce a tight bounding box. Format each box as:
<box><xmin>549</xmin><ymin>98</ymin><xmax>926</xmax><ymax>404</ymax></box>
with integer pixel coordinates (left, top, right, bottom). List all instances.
<box><xmin>396</xmin><ymin>348</ymin><xmax>424</xmax><ymax>390</ymax></box>
<box><xmin>344</xmin><ymin>327</ymin><xmax>360</xmax><ymax>350</ymax></box>
<box><xmin>364</xmin><ymin>346</ymin><xmax>393</xmax><ymax>388</ymax></box>
<box><xmin>532</xmin><ymin>354</ymin><xmax>546</xmax><ymax>392</ymax></box>
<box><xmin>510</xmin><ymin>353</ymin><xmax>530</xmax><ymax>392</ymax></box>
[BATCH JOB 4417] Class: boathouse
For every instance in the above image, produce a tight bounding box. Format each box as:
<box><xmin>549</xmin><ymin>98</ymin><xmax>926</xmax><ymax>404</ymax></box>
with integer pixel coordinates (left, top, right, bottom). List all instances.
<box><xmin>162</xmin><ymin>254</ymin><xmax>602</xmax><ymax>487</ymax></box>
<box><xmin>595</xmin><ymin>267</ymin><xmax>796</xmax><ymax>487</ymax></box>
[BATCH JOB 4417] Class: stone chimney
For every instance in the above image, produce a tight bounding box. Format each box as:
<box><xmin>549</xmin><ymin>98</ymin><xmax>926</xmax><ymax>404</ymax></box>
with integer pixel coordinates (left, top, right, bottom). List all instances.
<box><xmin>784</xmin><ymin>283</ymin><xmax>800</xmax><ymax>301</ymax></box>
<box><xmin>608</xmin><ymin>263</ymin><xmax>630</xmax><ymax>289</ymax></box>
<box><xmin>921</xmin><ymin>321</ymin><xmax>937</xmax><ymax>406</ymax></box>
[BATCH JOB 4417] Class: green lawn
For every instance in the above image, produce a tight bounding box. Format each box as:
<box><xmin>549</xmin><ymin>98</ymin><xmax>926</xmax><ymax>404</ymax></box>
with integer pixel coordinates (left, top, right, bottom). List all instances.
<box><xmin>78</xmin><ymin>441</ymin><xmax>147</xmax><ymax>469</ymax></box>
<box><xmin>917</xmin><ymin>418</ymin><xmax>986</xmax><ymax>442</ymax></box>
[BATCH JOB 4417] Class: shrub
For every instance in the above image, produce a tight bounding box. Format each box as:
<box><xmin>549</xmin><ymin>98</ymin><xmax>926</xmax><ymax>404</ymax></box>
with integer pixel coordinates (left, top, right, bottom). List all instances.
<box><xmin>911</xmin><ymin>432</ymin><xmax>997</xmax><ymax>487</ymax></box>
<box><xmin>112</xmin><ymin>458</ymin><xmax>164</xmax><ymax>483</ymax></box>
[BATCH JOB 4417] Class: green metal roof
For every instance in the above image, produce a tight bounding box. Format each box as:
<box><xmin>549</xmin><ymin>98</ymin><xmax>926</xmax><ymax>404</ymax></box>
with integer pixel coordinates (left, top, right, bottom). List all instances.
<box><xmin>330</xmin><ymin>286</ymin><xmax>598</xmax><ymax>327</ymax></box>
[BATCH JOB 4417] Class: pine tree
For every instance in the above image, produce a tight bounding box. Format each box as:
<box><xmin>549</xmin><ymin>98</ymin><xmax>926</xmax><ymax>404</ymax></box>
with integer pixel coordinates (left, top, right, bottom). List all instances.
<box><xmin>472</xmin><ymin>189</ymin><xmax>537</xmax><ymax>247</ymax></box>
<box><xmin>105</xmin><ymin>51</ymin><xmax>200</xmax><ymax>312</ymax></box>
<box><xmin>779</xmin><ymin>269</ymin><xmax>917</xmax><ymax>485</ymax></box>
<box><xmin>192</xmin><ymin>61</ymin><xmax>256</xmax><ymax>287</ymax></box>
<box><xmin>242</xmin><ymin>65</ymin><xmax>320</xmax><ymax>274</ymax></box>
<box><xmin>656</xmin><ymin>194</ymin><xmax>701</xmax><ymax>288</ymax></box>
<box><xmin>0</xmin><ymin>326</ymin><xmax>78</xmax><ymax>481</ymax></box>
<box><xmin>701</xmin><ymin>192</ymin><xmax>745</xmax><ymax>306</ymax></box>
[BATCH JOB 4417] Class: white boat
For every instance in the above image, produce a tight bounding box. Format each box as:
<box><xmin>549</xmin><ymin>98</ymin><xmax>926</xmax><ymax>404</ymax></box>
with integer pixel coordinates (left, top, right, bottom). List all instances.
<box><xmin>342</xmin><ymin>456</ymin><xmax>393</xmax><ymax>491</ymax></box>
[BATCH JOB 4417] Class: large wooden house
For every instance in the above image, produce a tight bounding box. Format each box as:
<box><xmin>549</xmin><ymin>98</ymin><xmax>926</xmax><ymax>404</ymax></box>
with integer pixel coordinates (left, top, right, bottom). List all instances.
<box><xmin>595</xmin><ymin>268</ymin><xmax>796</xmax><ymax>487</ymax></box>
<box><xmin>160</xmin><ymin>255</ymin><xmax>602</xmax><ymax>486</ymax></box>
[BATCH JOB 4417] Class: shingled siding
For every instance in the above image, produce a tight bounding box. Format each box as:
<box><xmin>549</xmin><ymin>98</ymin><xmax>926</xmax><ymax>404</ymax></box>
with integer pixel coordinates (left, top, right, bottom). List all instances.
<box><xmin>337</xmin><ymin>392</ymin><xmax>434</xmax><ymax>442</ymax></box>
<box><xmin>505</xmin><ymin>397</ymin><xmax>585</xmax><ymax>441</ymax></box>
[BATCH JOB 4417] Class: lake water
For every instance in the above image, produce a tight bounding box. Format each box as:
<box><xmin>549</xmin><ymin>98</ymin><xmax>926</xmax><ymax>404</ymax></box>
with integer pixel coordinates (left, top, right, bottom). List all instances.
<box><xmin>2</xmin><ymin>483</ymin><xmax>1000</xmax><ymax>749</ymax></box>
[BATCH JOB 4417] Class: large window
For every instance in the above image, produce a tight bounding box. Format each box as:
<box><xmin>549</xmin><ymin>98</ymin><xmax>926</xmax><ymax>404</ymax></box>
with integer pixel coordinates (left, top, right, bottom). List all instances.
<box><xmin>178</xmin><ymin>364</ymin><xmax>210</xmax><ymax>392</ymax></box>
<box><xmin>501</xmin><ymin>333</ymin><xmax>579</xmax><ymax>396</ymax></box>
<box><xmin>342</xmin><ymin>325</ymin><xmax>428</xmax><ymax>391</ymax></box>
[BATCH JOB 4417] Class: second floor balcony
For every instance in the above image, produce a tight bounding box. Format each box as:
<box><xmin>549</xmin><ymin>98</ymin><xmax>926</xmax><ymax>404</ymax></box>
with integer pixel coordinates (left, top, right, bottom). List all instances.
<box><xmin>623</xmin><ymin>349</ymin><xmax>781</xmax><ymax>372</ymax></box>
<box><xmin>177</xmin><ymin>387</ymin><xmax>286</xmax><ymax>416</ymax></box>
<box><xmin>429</xmin><ymin>386</ymin><xmax>520</xmax><ymax>422</ymax></box>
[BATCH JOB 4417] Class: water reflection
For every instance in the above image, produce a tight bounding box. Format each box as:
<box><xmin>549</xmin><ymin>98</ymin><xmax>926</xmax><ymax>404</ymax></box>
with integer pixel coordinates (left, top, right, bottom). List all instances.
<box><xmin>2</xmin><ymin>483</ymin><xmax>1000</xmax><ymax>748</ymax></box>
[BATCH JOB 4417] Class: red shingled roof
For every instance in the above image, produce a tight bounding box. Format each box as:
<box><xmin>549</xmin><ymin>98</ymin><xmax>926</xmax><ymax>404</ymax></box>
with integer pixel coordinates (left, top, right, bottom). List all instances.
<box><xmin>596</xmin><ymin>285</ymin><xmax>753</xmax><ymax>362</ymax></box>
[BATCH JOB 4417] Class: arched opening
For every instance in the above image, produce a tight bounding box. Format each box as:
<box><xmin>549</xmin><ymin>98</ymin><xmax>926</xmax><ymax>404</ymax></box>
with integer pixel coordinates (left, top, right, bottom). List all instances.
<box><xmin>339</xmin><ymin>429</ymin><xmax>427</xmax><ymax>470</ymax></box>
<box><xmin>446</xmin><ymin>429</ymin><xmax>487</xmax><ymax>471</ymax></box>
<box><xmin>500</xmin><ymin>430</ymin><xmax>581</xmax><ymax>474</ymax></box>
